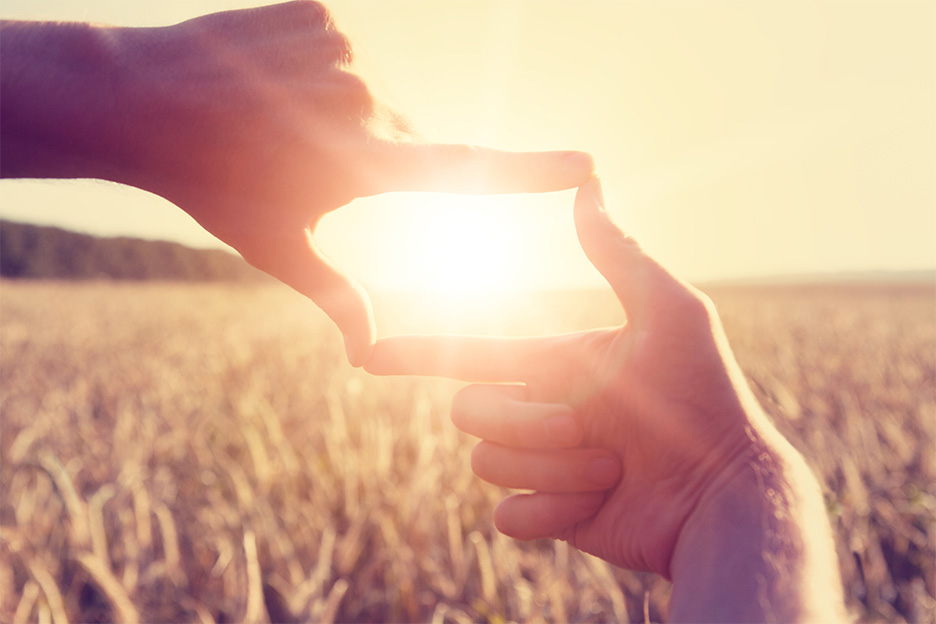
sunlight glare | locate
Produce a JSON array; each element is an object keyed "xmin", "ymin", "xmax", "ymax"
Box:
[{"xmin": 399, "ymin": 195, "xmax": 527, "ymax": 297}]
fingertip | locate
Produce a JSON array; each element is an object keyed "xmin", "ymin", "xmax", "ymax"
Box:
[
  {"xmin": 360, "ymin": 336, "xmax": 387, "ymax": 373},
  {"xmin": 565, "ymin": 151, "xmax": 596, "ymax": 183},
  {"xmin": 494, "ymin": 492, "xmax": 605, "ymax": 541},
  {"xmin": 493, "ymin": 496, "xmax": 536, "ymax": 541},
  {"xmin": 344, "ymin": 329, "xmax": 375, "ymax": 368},
  {"xmin": 361, "ymin": 336, "xmax": 422, "ymax": 376}
]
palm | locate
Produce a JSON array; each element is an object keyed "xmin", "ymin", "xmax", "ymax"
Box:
[{"xmin": 525, "ymin": 310, "xmax": 750, "ymax": 577}]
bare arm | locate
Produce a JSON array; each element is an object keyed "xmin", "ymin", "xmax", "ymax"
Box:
[
  {"xmin": 0, "ymin": 19, "xmax": 125, "ymax": 180},
  {"xmin": 669, "ymin": 427, "xmax": 845, "ymax": 622}
]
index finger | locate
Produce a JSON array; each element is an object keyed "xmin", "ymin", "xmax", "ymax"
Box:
[
  {"xmin": 369, "ymin": 144, "xmax": 595, "ymax": 195},
  {"xmin": 452, "ymin": 384, "xmax": 583, "ymax": 448},
  {"xmin": 363, "ymin": 334, "xmax": 556, "ymax": 382}
]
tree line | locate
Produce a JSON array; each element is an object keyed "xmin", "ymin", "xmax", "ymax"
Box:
[{"xmin": 0, "ymin": 220, "xmax": 267, "ymax": 282}]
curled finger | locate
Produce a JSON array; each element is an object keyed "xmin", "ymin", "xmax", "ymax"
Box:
[
  {"xmin": 452, "ymin": 384, "xmax": 582, "ymax": 448},
  {"xmin": 494, "ymin": 492, "xmax": 606, "ymax": 542},
  {"xmin": 471, "ymin": 441, "xmax": 621, "ymax": 492}
]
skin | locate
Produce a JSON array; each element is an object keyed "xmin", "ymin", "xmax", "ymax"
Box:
[
  {"xmin": 366, "ymin": 178, "xmax": 846, "ymax": 622},
  {"xmin": 0, "ymin": 1, "xmax": 594, "ymax": 365}
]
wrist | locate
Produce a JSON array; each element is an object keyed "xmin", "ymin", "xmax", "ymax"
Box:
[
  {"xmin": 669, "ymin": 425, "xmax": 844, "ymax": 622},
  {"xmin": 0, "ymin": 20, "xmax": 126, "ymax": 180}
]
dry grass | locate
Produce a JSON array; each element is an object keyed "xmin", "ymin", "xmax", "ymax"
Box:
[{"xmin": 0, "ymin": 280, "xmax": 933, "ymax": 623}]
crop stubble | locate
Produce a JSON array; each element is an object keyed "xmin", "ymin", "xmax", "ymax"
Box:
[{"xmin": 0, "ymin": 280, "xmax": 933, "ymax": 622}]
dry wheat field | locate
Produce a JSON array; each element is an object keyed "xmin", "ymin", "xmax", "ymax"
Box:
[{"xmin": 0, "ymin": 279, "xmax": 933, "ymax": 623}]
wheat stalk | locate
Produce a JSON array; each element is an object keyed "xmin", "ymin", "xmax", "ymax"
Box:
[
  {"xmin": 469, "ymin": 531, "xmax": 497, "ymax": 607},
  {"xmin": 23, "ymin": 554, "xmax": 68, "ymax": 624},
  {"xmin": 75, "ymin": 551, "xmax": 140, "ymax": 624},
  {"xmin": 117, "ymin": 506, "xmax": 140, "ymax": 593},
  {"xmin": 242, "ymin": 529, "xmax": 267, "ymax": 624},
  {"xmin": 37, "ymin": 452, "xmax": 89, "ymax": 551},
  {"xmin": 13, "ymin": 580, "xmax": 40, "ymax": 624},
  {"xmin": 153, "ymin": 502, "xmax": 185, "ymax": 585},
  {"xmin": 88, "ymin": 484, "xmax": 116, "ymax": 566}
]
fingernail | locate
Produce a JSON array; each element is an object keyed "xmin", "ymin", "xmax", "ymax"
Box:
[
  {"xmin": 587, "ymin": 456, "xmax": 621, "ymax": 487},
  {"xmin": 544, "ymin": 414, "xmax": 581, "ymax": 445}
]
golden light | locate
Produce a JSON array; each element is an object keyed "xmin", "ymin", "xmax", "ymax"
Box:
[
  {"xmin": 318, "ymin": 191, "xmax": 576, "ymax": 297},
  {"xmin": 316, "ymin": 191, "xmax": 589, "ymax": 335},
  {"xmin": 397, "ymin": 195, "xmax": 527, "ymax": 297}
]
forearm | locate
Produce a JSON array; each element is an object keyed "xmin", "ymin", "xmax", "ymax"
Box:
[
  {"xmin": 668, "ymin": 429, "xmax": 844, "ymax": 623},
  {"xmin": 0, "ymin": 19, "xmax": 126, "ymax": 180}
]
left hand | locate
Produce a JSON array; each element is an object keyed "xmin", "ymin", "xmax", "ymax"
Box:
[{"xmin": 109, "ymin": 2, "xmax": 593, "ymax": 364}]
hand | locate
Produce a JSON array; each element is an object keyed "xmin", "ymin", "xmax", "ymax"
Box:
[
  {"xmin": 0, "ymin": 1, "xmax": 593, "ymax": 365},
  {"xmin": 366, "ymin": 178, "xmax": 844, "ymax": 622},
  {"xmin": 366, "ymin": 177, "xmax": 756, "ymax": 573},
  {"xmin": 114, "ymin": 2, "xmax": 594, "ymax": 365}
]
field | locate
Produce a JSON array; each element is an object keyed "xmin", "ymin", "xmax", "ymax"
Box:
[{"xmin": 1, "ymin": 280, "xmax": 933, "ymax": 623}]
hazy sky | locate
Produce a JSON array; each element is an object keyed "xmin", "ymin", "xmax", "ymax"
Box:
[{"xmin": 1, "ymin": 0, "xmax": 933, "ymax": 291}]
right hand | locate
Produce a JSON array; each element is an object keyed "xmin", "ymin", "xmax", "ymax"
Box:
[{"xmin": 365, "ymin": 177, "xmax": 789, "ymax": 579}]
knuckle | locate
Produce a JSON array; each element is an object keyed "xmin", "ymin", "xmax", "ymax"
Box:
[
  {"xmin": 648, "ymin": 264, "xmax": 715, "ymax": 325},
  {"xmin": 674, "ymin": 290, "xmax": 710, "ymax": 322},
  {"xmin": 679, "ymin": 289, "xmax": 709, "ymax": 317},
  {"xmin": 285, "ymin": 1, "xmax": 353, "ymax": 65},
  {"xmin": 682, "ymin": 287, "xmax": 716, "ymax": 321},
  {"xmin": 318, "ymin": 71, "xmax": 374, "ymax": 122},
  {"xmin": 321, "ymin": 31, "xmax": 354, "ymax": 66},
  {"xmin": 663, "ymin": 286, "xmax": 716, "ymax": 333},
  {"xmin": 287, "ymin": 1, "xmax": 332, "ymax": 26},
  {"xmin": 341, "ymin": 72, "xmax": 374, "ymax": 104}
]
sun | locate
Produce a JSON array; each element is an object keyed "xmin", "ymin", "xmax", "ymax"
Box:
[
  {"xmin": 347, "ymin": 192, "xmax": 567, "ymax": 335},
  {"xmin": 316, "ymin": 192, "xmax": 549, "ymax": 297},
  {"xmin": 405, "ymin": 197, "xmax": 526, "ymax": 296},
  {"xmin": 314, "ymin": 189, "xmax": 589, "ymax": 314}
]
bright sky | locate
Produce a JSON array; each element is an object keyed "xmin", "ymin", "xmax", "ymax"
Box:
[{"xmin": 1, "ymin": 0, "xmax": 933, "ymax": 292}]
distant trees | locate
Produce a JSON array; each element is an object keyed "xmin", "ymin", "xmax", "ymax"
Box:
[{"xmin": 0, "ymin": 220, "xmax": 267, "ymax": 282}]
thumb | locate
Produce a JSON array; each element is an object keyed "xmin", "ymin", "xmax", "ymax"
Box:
[
  {"xmin": 573, "ymin": 177, "xmax": 655, "ymax": 322},
  {"xmin": 240, "ymin": 229, "xmax": 376, "ymax": 367}
]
